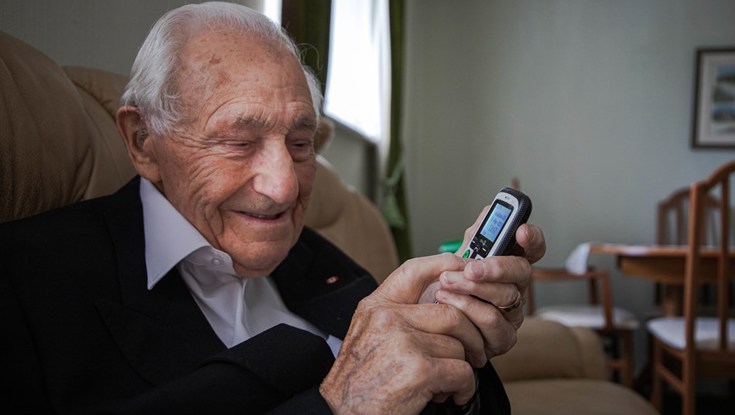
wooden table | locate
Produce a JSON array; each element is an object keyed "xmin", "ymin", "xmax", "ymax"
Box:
[{"xmin": 589, "ymin": 244, "xmax": 735, "ymax": 316}]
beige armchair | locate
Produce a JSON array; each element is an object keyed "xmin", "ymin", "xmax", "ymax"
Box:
[{"xmin": 493, "ymin": 317, "xmax": 657, "ymax": 415}]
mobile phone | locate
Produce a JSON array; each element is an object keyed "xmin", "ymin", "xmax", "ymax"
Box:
[{"xmin": 460, "ymin": 187, "xmax": 532, "ymax": 259}]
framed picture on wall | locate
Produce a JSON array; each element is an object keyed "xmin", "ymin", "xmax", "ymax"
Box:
[{"xmin": 692, "ymin": 48, "xmax": 735, "ymax": 148}]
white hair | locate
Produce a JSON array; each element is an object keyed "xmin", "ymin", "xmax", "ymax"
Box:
[{"xmin": 120, "ymin": 1, "xmax": 323, "ymax": 135}]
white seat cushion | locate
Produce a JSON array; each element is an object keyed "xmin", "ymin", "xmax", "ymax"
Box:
[
  {"xmin": 536, "ymin": 304, "xmax": 640, "ymax": 330},
  {"xmin": 646, "ymin": 317, "xmax": 735, "ymax": 350}
]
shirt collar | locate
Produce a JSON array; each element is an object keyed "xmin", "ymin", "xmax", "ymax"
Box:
[{"xmin": 140, "ymin": 178, "xmax": 210, "ymax": 289}]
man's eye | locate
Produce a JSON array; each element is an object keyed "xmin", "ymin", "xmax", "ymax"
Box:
[
  {"xmin": 291, "ymin": 141, "xmax": 310, "ymax": 149},
  {"xmin": 225, "ymin": 140, "xmax": 252, "ymax": 149},
  {"xmin": 289, "ymin": 141, "xmax": 314, "ymax": 159}
]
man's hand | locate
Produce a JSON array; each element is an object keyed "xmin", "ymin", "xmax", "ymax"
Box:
[
  {"xmin": 433, "ymin": 207, "xmax": 547, "ymax": 359},
  {"xmin": 320, "ymin": 254, "xmax": 487, "ymax": 415}
]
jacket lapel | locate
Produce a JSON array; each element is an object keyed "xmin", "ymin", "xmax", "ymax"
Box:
[
  {"xmin": 97, "ymin": 178, "xmax": 225, "ymax": 385},
  {"xmin": 272, "ymin": 228, "xmax": 378, "ymax": 339}
]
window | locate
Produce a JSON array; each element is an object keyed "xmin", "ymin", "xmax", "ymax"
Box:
[
  {"xmin": 324, "ymin": 0, "xmax": 390, "ymax": 143},
  {"xmin": 262, "ymin": 0, "xmax": 281, "ymax": 25},
  {"xmin": 261, "ymin": 0, "xmax": 390, "ymax": 143}
]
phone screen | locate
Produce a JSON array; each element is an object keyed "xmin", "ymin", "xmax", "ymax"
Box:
[
  {"xmin": 479, "ymin": 201, "xmax": 512, "ymax": 243},
  {"xmin": 466, "ymin": 199, "xmax": 516, "ymax": 258}
]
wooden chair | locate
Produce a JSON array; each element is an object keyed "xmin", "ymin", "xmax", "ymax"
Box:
[
  {"xmin": 656, "ymin": 185, "xmax": 723, "ymax": 314},
  {"xmin": 529, "ymin": 266, "xmax": 640, "ymax": 388},
  {"xmin": 647, "ymin": 160, "xmax": 735, "ymax": 415}
]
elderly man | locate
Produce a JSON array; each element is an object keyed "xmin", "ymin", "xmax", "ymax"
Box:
[{"xmin": 0, "ymin": 2, "xmax": 545, "ymax": 414}]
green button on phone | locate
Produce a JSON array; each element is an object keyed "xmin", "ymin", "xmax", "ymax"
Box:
[{"xmin": 462, "ymin": 249, "xmax": 471, "ymax": 258}]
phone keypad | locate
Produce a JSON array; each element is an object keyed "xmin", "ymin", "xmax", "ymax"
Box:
[{"xmin": 469, "ymin": 238, "xmax": 490, "ymax": 258}]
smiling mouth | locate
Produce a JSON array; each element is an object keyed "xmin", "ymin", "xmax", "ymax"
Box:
[{"xmin": 240, "ymin": 211, "xmax": 285, "ymax": 220}]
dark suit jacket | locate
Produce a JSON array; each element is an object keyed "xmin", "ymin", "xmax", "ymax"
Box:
[{"xmin": 0, "ymin": 178, "xmax": 509, "ymax": 414}]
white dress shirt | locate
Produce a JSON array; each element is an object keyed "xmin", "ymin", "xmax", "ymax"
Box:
[{"xmin": 139, "ymin": 178, "xmax": 342, "ymax": 355}]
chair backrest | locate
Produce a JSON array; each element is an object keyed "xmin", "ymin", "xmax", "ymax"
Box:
[
  {"xmin": 657, "ymin": 186, "xmax": 720, "ymax": 246},
  {"xmin": 684, "ymin": 160, "xmax": 735, "ymax": 352},
  {"xmin": 657, "ymin": 187, "xmax": 691, "ymax": 245},
  {"xmin": 656, "ymin": 184, "xmax": 724, "ymax": 307}
]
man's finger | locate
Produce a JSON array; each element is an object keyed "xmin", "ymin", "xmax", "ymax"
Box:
[
  {"xmin": 376, "ymin": 254, "xmax": 467, "ymax": 304},
  {"xmin": 512, "ymin": 223, "xmax": 546, "ymax": 263}
]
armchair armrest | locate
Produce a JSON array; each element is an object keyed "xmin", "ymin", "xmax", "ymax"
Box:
[{"xmin": 491, "ymin": 317, "xmax": 606, "ymax": 382}]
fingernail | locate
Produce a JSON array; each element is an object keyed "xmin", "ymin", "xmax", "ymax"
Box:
[
  {"xmin": 465, "ymin": 261, "xmax": 483, "ymax": 279},
  {"xmin": 442, "ymin": 273, "xmax": 459, "ymax": 285},
  {"xmin": 466, "ymin": 261, "xmax": 479, "ymax": 273}
]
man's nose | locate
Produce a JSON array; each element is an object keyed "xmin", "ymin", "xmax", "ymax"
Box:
[{"xmin": 251, "ymin": 142, "xmax": 299, "ymax": 204}]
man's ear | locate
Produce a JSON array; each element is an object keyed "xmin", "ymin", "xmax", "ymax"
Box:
[{"xmin": 116, "ymin": 106, "xmax": 161, "ymax": 182}]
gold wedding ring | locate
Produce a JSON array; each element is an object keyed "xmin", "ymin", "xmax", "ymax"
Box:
[{"xmin": 496, "ymin": 293, "xmax": 526, "ymax": 312}]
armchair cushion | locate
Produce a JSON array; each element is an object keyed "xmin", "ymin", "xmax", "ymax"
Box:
[
  {"xmin": 305, "ymin": 156, "xmax": 398, "ymax": 283},
  {"xmin": 0, "ymin": 32, "xmax": 135, "ymax": 222},
  {"xmin": 492, "ymin": 318, "xmax": 657, "ymax": 415},
  {"xmin": 492, "ymin": 317, "xmax": 607, "ymax": 382},
  {"xmin": 506, "ymin": 379, "xmax": 657, "ymax": 415}
]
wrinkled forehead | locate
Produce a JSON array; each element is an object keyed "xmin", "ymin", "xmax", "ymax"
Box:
[
  {"xmin": 175, "ymin": 29, "xmax": 315, "ymax": 121},
  {"xmin": 186, "ymin": 27, "xmax": 292, "ymax": 63}
]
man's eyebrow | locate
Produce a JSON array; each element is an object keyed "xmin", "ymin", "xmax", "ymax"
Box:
[
  {"xmin": 232, "ymin": 115, "xmax": 266, "ymax": 130},
  {"xmin": 231, "ymin": 114, "xmax": 318, "ymax": 131},
  {"xmin": 292, "ymin": 115, "xmax": 318, "ymax": 131}
]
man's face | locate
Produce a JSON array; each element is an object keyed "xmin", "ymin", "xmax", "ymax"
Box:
[{"xmin": 143, "ymin": 30, "xmax": 318, "ymax": 278}]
